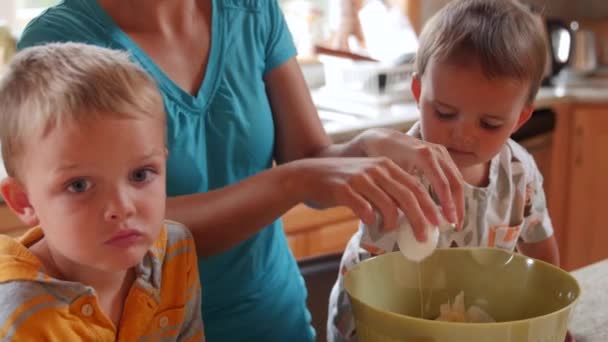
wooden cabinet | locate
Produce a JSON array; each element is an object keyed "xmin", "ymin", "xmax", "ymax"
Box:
[
  {"xmin": 556, "ymin": 104, "xmax": 608, "ymax": 270},
  {"xmin": 519, "ymin": 132, "xmax": 553, "ymax": 199},
  {"xmin": 283, "ymin": 205, "xmax": 358, "ymax": 260}
]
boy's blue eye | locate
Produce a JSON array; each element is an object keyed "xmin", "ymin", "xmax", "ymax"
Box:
[
  {"xmin": 67, "ymin": 179, "xmax": 91, "ymax": 193},
  {"xmin": 130, "ymin": 168, "xmax": 154, "ymax": 183}
]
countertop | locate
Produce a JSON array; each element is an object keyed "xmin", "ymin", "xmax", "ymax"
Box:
[
  {"xmin": 569, "ymin": 259, "xmax": 608, "ymax": 341},
  {"xmin": 535, "ymin": 85, "xmax": 608, "ymax": 107},
  {"xmin": 324, "ymin": 84, "xmax": 608, "ymax": 143}
]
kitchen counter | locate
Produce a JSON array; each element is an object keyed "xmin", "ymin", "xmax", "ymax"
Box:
[
  {"xmin": 323, "ymin": 84, "xmax": 608, "ymax": 143},
  {"xmin": 569, "ymin": 259, "xmax": 608, "ymax": 341},
  {"xmin": 535, "ymin": 85, "xmax": 608, "ymax": 107},
  {"xmin": 322, "ymin": 102, "xmax": 420, "ymax": 143}
]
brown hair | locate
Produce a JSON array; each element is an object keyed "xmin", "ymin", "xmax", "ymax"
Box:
[
  {"xmin": 414, "ymin": 0, "xmax": 547, "ymax": 103},
  {"xmin": 0, "ymin": 42, "xmax": 165, "ymax": 177}
]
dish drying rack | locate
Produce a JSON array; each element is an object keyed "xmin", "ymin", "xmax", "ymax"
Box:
[
  {"xmin": 313, "ymin": 55, "xmax": 415, "ymax": 117},
  {"xmin": 321, "ymin": 55, "xmax": 413, "ymax": 95}
]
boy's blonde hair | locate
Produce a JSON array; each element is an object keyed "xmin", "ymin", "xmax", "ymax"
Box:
[
  {"xmin": 414, "ymin": 0, "xmax": 547, "ymax": 103},
  {"xmin": 0, "ymin": 42, "xmax": 164, "ymax": 177}
]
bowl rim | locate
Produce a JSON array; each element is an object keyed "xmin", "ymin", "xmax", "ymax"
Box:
[{"xmin": 345, "ymin": 248, "xmax": 582, "ymax": 327}]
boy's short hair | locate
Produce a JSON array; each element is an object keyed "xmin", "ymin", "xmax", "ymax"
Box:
[
  {"xmin": 0, "ymin": 42, "xmax": 164, "ymax": 177},
  {"xmin": 414, "ymin": 0, "xmax": 547, "ymax": 103}
]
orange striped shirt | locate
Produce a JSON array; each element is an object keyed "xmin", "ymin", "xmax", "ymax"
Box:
[{"xmin": 0, "ymin": 220, "xmax": 204, "ymax": 341}]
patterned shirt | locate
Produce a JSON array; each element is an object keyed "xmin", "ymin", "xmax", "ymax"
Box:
[
  {"xmin": 327, "ymin": 122, "xmax": 554, "ymax": 341},
  {"xmin": 0, "ymin": 221, "xmax": 204, "ymax": 341}
]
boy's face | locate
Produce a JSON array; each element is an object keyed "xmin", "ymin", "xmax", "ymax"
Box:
[
  {"xmin": 411, "ymin": 57, "xmax": 534, "ymax": 170},
  {"xmin": 11, "ymin": 115, "xmax": 166, "ymax": 272}
]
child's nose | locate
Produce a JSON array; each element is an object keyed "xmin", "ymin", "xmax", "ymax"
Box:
[
  {"xmin": 451, "ymin": 122, "xmax": 477, "ymax": 147},
  {"xmin": 104, "ymin": 189, "xmax": 135, "ymax": 221}
]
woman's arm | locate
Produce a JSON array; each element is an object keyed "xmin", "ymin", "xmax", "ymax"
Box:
[
  {"xmin": 167, "ymin": 155, "xmax": 439, "ymax": 257},
  {"xmin": 166, "ymin": 166, "xmax": 298, "ymax": 257}
]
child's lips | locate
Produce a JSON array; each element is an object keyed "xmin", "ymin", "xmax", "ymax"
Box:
[{"xmin": 105, "ymin": 228, "xmax": 143, "ymax": 247}]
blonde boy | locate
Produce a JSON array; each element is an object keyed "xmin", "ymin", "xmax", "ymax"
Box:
[
  {"xmin": 0, "ymin": 43, "xmax": 204, "ymax": 341},
  {"xmin": 328, "ymin": 0, "xmax": 560, "ymax": 340}
]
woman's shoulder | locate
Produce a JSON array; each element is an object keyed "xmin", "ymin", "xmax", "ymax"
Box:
[{"xmin": 18, "ymin": 0, "xmax": 109, "ymax": 50}]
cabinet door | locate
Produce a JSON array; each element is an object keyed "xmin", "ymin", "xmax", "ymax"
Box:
[
  {"xmin": 307, "ymin": 220, "xmax": 358, "ymax": 257},
  {"xmin": 287, "ymin": 232, "xmax": 309, "ymax": 260},
  {"xmin": 564, "ymin": 106, "xmax": 608, "ymax": 270},
  {"xmin": 519, "ymin": 133, "xmax": 553, "ymax": 199}
]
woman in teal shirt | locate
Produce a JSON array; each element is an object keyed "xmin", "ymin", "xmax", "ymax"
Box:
[{"xmin": 18, "ymin": 0, "xmax": 464, "ymax": 340}]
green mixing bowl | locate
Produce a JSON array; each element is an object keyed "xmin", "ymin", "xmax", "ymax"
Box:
[{"xmin": 344, "ymin": 248, "xmax": 580, "ymax": 342}]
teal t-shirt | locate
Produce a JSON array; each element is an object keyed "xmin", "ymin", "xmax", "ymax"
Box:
[{"xmin": 18, "ymin": 1, "xmax": 314, "ymax": 341}]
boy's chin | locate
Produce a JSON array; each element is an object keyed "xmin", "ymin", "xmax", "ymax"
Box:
[
  {"xmin": 95, "ymin": 248, "xmax": 150, "ymax": 272},
  {"xmin": 448, "ymin": 152, "xmax": 480, "ymax": 169}
]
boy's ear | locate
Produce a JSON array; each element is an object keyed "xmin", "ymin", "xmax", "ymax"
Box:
[
  {"xmin": 410, "ymin": 72, "xmax": 422, "ymax": 105},
  {"xmin": 0, "ymin": 178, "xmax": 38, "ymax": 226},
  {"xmin": 512, "ymin": 104, "xmax": 534, "ymax": 133}
]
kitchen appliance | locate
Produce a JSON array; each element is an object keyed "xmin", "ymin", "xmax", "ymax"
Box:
[
  {"xmin": 544, "ymin": 19, "xmax": 599, "ymax": 85},
  {"xmin": 570, "ymin": 25, "xmax": 599, "ymax": 75}
]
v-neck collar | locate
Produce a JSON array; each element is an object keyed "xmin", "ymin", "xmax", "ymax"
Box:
[{"xmin": 86, "ymin": 0, "xmax": 225, "ymax": 112}]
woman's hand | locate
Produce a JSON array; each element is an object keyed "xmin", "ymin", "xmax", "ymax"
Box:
[
  {"xmin": 286, "ymin": 155, "xmax": 456, "ymax": 242},
  {"xmin": 265, "ymin": 57, "xmax": 463, "ymax": 242},
  {"xmin": 358, "ymin": 128, "xmax": 465, "ymax": 232}
]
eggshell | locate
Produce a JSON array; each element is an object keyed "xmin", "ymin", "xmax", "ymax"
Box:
[{"xmin": 396, "ymin": 218, "xmax": 440, "ymax": 262}]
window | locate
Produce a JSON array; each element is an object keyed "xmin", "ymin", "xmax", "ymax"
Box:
[{"xmin": 0, "ymin": 0, "xmax": 60, "ymax": 34}]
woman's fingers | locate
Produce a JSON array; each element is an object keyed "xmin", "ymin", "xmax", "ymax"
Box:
[
  {"xmin": 379, "ymin": 178, "xmax": 430, "ymax": 241},
  {"xmin": 348, "ymin": 171, "xmax": 400, "ymax": 231},
  {"xmin": 333, "ymin": 183, "xmax": 375, "ymax": 226},
  {"xmin": 436, "ymin": 147, "xmax": 465, "ymax": 229},
  {"xmin": 413, "ymin": 144, "xmax": 459, "ymax": 226},
  {"xmin": 352, "ymin": 129, "xmax": 465, "ymax": 231},
  {"xmin": 382, "ymin": 161, "xmax": 441, "ymax": 239},
  {"xmin": 345, "ymin": 158, "xmax": 437, "ymax": 240}
]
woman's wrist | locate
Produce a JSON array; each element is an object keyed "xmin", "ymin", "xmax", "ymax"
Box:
[
  {"xmin": 276, "ymin": 160, "xmax": 310, "ymax": 205},
  {"xmin": 355, "ymin": 128, "xmax": 401, "ymax": 158},
  {"xmin": 315, "ymin": 129, "xmax": 383, "ymax": 158}
]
